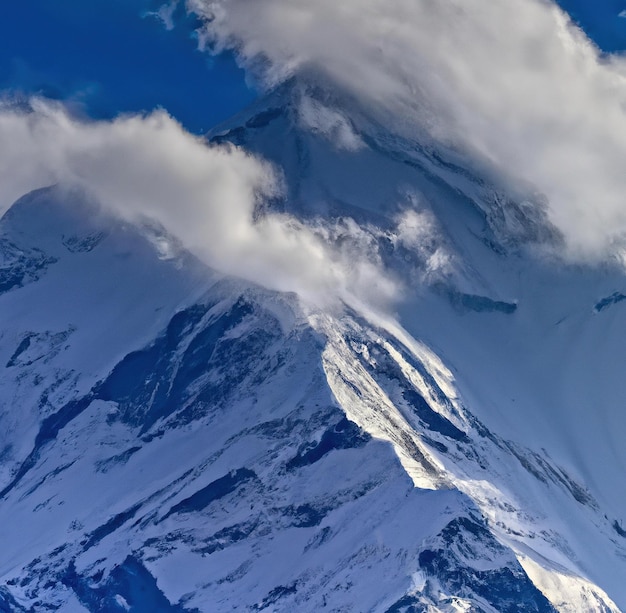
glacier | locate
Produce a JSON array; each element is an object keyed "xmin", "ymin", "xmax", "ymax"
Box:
[{"xmin": 0, "ymin": 80, "xmax": 625, "ymax": 613}]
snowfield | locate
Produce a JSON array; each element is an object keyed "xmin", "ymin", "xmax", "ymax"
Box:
[{"xmin": 0, "ymin": 83, "xmax": 625, "ymax": 612}]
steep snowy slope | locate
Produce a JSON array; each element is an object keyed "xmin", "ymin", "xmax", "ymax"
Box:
[
  {"xmin": 207, "ymin": 83, "xmax": 626, "ymax": 608},
  {"xmin": 0, "ymin": 187, "xmax": 211, "ymax": 488},
  {"xmin": 1, "ymin": 82, "xmax": 626, "ymax": 612},
  {"xmin": 0, "ymin": 188, "xmax": 565, "ymax": 612}
]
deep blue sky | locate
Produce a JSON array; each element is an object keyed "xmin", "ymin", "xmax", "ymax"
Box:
[
  {"xmin": 556, "ymin": 0, "xmax": 626, "ymax": 52},
  {"xmin": 0, "ymin": 0, "xmax": 254, "ymax": 133},
  {"xmin": 1, "ymin": 1, "xmax": 625, "ymax": 134}
]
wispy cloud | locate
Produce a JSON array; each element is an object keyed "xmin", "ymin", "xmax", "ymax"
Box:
[
  {"xmin": 143, "ymin": 1, "xmax": 179, "ymax": 31},
  {"xmin": 0, "ymin": 100, "xmax": 398, "ymax": 310},
  {"xmin": 191, "ymin": 0, "xmax": 626, "ymax": 264}
]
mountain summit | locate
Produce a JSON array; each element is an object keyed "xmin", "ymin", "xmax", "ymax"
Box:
[{"xmin": 0, "ymin": 81, "xmax": 625, "ymax": 612}]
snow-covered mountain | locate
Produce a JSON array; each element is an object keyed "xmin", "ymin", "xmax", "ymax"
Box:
[{"xmin": 1, "ymin": 82, "xmax": 626, "ymax": 612}]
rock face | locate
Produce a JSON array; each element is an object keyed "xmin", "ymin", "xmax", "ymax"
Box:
[{"xmin": 0, "ymin": 88, "xmax": 625, "ymax": 612}]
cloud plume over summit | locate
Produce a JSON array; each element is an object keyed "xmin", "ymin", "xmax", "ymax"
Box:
[
  {"xmin": 192, "ymin": 0, "xmax": 626, "ymax": 263},
  {"xmin": 0, "ymin": 100, "xmax": 397, "ymax": 310},
  {"xmin": 4, "ymin": 0, "xmax": 626, "ymax": 318}
]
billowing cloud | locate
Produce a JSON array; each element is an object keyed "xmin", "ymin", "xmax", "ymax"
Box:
[
  {"xmin": 190, "ymin": 0, "xmax": 626, "ymax": 263},
  {"xmin": 0, "ymin": 99, "xmax": 397, "ymax": 309}
]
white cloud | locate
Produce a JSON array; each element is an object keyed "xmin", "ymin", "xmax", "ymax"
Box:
[
  {"xmin": 0, "ymin": 100, "xmax": 397, "ymax": 310},
  {"xmin": 144, "ymin": 1, "xmax": 179, "ymax": 31},
  {"xmin": 296, "ymin": 95, "xmax": 364, "ymax": 151},
  {"xmin": 190, "ymin": 0, "xmax": 626, "ymax": 263},
  {"xmin": 393, "ymin": 208, "xmax": 455, "ymax": 282}
]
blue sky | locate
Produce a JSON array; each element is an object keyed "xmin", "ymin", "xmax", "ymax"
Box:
[
  {"xmin": 1, "ymin": 1, "xmax": 624, "ymax": 134},
  {"xmin": 0, "ymin": 0, "xmax": 254, "ymax": 133},
  {"xmin": 555, "ymin": 0, "xmax": 626, "ymax": 52}
]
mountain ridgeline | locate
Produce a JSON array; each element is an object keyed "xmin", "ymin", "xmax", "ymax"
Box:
[{"xmin": 0, "ymin": 84, "xmax": 625, "ymax": 611}]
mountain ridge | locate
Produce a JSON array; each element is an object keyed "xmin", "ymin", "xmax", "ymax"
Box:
[{"xmin": 0, "ymin": 83, "xmax": 625, "ymax": 611}]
